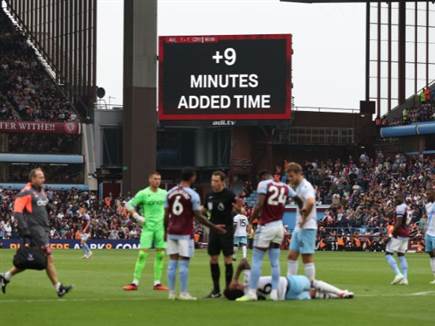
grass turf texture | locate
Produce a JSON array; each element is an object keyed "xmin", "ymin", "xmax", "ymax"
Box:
[{"xmin": 0, "ymin": 250, "xmax": 434, "ymax": 326}]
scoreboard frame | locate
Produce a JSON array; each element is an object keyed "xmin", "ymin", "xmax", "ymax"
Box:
[{"xmin": 158, "ymin": 34, "xmax": 293, "ymax": 122}]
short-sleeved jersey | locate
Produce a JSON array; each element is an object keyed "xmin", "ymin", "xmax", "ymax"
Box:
[
  {"xmin": 257, "ymin": 179, "xmax": 296, "ymax": 225},
  {"xmin": 128, "ymin": 187, "xmax": 167, "ymax": 230},
  {"xmin": 243, "ymin": 271, "xmax": 287, "ymax": 300},
  {"xmin": 166, "ymin": 186, "xmax": 201, "ymax": 236},
  {"xmin": 13, "ymin": 183, "xmax": 49, "ymax": 229},
  {"xmin": 294, "ymin": 178, "xmax": 317, "ymax": 230},
  {"xmin": 205, "ymin": 189, "xmax": 236, "ymax": 233},
  {"xmin": 233, "ymin": 214, "xmax": 249, "ymax": 237},
  {"xmin": 80, "ymin": 213, "xmax": 91, "ymax": 233},
  {"xmin": 426, "ymin": 202, "xmax": 435, "ymax": 236},
  {"xmin": 395, "ymin": 202, "xmax": 410, "ymax": 237}
]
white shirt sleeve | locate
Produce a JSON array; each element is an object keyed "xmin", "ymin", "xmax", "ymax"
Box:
[
  {"xmin": 257, "ymin": 180, "xmax": 269, "ymax": 195},
  {"xmin": 396, "ymin": 204, "xmax": 406, "ymax": 218},
  {"xmin": 191, "ymin": 191, "xmax": 201, "ymax": 211},
  {"xmin": 300, "ymin": 183, "xmax": 316, "ymax": 202}
]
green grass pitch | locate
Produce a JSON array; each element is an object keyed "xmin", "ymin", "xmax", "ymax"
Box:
[{"xmin": 0, "ymin": 249, "xmax": 434, "ymax": 326}]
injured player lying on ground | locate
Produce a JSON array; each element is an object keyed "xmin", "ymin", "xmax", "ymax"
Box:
[{"xmin": 224, "ymin": 259, "xmax": 354, "ymax": 301}]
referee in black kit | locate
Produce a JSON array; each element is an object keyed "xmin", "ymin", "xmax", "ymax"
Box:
[{"xmin": 204, "ymin": 171, "xmax": 240, "ymax": 298}]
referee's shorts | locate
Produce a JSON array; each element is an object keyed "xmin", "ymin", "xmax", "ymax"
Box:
[{"xmin": 208, "ymin": 232, "xmax": 234, "ymax": 257}]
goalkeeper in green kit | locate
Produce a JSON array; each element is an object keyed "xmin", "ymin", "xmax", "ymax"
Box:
[{"xmin": 123, "ymin": 172, "xmax": 168, "ymax": 291}]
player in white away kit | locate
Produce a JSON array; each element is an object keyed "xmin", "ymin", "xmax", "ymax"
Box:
[
  {"xmin": 424, "ymin": 190, "xmax": 435, "ymax": 284},
  {"xmin": 286, "ymin": 163, "xmax": 318, "ymax": 281},
  {"xmin": 237, "ymin": 171, "xmax": 302, "ymax": 302},
  {"xmin": 224, "ymin": 259, "xmax": 353, "ymax": 301},
  {"xmin": 385, "ymin": 194, "xmax": 410, "ymax": 285},
  {"xmin": 233, "ymin": 209, "xmax": 249, "ymax": 260}
]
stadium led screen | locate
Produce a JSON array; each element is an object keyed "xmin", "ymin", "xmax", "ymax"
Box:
[{"xmin": 158, "ymin": 34, "xmax": 292, "ymax": 121}]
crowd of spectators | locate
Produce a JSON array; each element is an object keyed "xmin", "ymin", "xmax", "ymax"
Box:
[
  {"xmin": 5, "ymin": 164, "xmax": 83, "ymax": 184},
  {"xmin": 285, "ymin": 152, "xmax": 431, "ymax": 251},
  {"xmin": 0, "ymin": 189, "xmax": 139, "ymax": 241},
  {"xmin": 2, "ymin": 134, "xmax": 81, "ymax": 154},
  {"xmin": 384, "ymin": 103, "xmax": 435, "ymax": 127},
  {"xmin": 0, "ymin": 8, "xmax": 78, "ymax": 122},
  {"xmin": 0, "ymin": 152, "xmax": 433, "ymax": 252},
  {"xmin": 379, "ymin": 86, "xmax": 435, "ymax": 126}
]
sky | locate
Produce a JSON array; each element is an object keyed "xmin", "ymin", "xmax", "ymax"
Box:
[{"xmin": 97, "ymin": 0, "xmax": 369, "ymax": 110}]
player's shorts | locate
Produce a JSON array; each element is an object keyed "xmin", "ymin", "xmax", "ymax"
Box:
[
  {"xmin": 139, "ymin": 227, "xmax": 166, "ymax": 250},
  {"xmin": 424, "ymin": 234, "xmax": 435, "ymax": 253},
  {"xmin": 81, "ymin": 233, "xmax": 90, "ymax": 242},
  {"xmin": 167, "ymin": 234, "xmax": 194, "ymax": 258},
  {"xmin": 385, "ymin": 236, "xmax": 409, "ymax": 254},
  {"xmin": 208, "ymin": 232, "xmax": 234, "ymax": 256},
  {"xmin": 286, "ymin": 275, "xmax": 311, "ymax": 301},
  {"xmin": 234, "ymin": 236, "xmax": 248, "ymax": 246},
  {"xmin": 29, "ymin": 225, "xmax": 52, "ymax": 255},
  {"xmin": 254, "ymin": 221, "xmax": 285, "ymax": 249},
  {"xmin": 289, "ymin": 229, "xmax": 317, "ymax": 254}
]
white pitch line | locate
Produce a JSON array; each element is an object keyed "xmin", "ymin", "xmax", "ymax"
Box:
[{"xmin": 407, "ymin": 291, "xmax": 435, "ymax": 296}]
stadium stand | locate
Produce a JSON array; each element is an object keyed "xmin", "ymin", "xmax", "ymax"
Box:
[
  {"xmin": 1, "ymin": 134, "xmax": 81, "ymax": 154},
  {"xmin": 383, "ymin": 83, "xmax": 435, "ymax": 126},
  {"xmin": 0, "ymin": 8, "xmax": 79, "ymax": 122},
  {"xmin": 0, "ymin": 7, "xmax": 85, "ymax": 188},
  {"xmin": 0, "ymin": 152, "xmax": 432, "ymax": 251}
]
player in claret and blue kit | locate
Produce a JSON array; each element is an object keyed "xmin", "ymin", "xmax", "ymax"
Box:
[
  {"xmin": 385, "ymin": 193, "xmax": 410, "ymax": 285},
  {"xmin": 165, "ymin": 168, "xmax": 226, "ymax": 300},
  {"xmin": 236, "ymin": 171, "xmax": 302, "ymax": 302}
]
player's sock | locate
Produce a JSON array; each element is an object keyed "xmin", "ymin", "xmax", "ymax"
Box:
[
  {"xmin": 304, "ymin": 263, "xmax": 315, "ymax": 281},
  {"xmin": 233, "ymin": 246, "xmax": 238, "ymax": 259},
  {"xmin": 179, "ymin": 260, "xmax": 190, "ymax": 294},
  {"xmin": 3, "ymin": 271, "xmax": 12, "ymax": 281},
  {"xmin": 242, "ymin": 245, "xmax": 247, "ymax": 259},
  {"xmin": 248, "ymin": 248, "xmax": 265, "ymax": 291},
  {"xmin": 430, "ymin": 257, "xmax": 435, "ymax": 278},
  {"xmin": 312, "ymin": 280, "xmax": 341, "ymax": 296},
  {"xmin": 81, "ymin": 244, "xmax": 87, "ymax": 255},
  {"xmin": 54, "ymin": 282, "xmax": 61, "ymax": 291},
  {"xmin": 86, "ymin": 243, "xmax": 92, "ymax": 255},
  {"xmin": 210, "ymin": 263, "xmax": 220, "ymax": 293},
  {"xmin": 167, "ymin": 259, "xmax": 178, "ymax": 292},
  {"xmin": 287, "ymin": 260, "xmax": 298, "ymax": 276},
  {"xmin": 133, "ymin": 250, "xmax": 149, "ymax": 285},
  {"xmin": 386, "ymin": 254, "xmax": 401, "ymax": 275},
  {"xmin": 268, "ymin": 248, "xmax": 281, "ymax": 290},
  {"xmin": 83, "ymin": 243, "xmax": 91, "ymax": 255},
  {"xmin": 225, "ymin": 263, "xmax": 233, "ymax": 288},
  {"xmin": 154, "ymin": 251, "xmax": 165, "ymax": 285},
  {"xmin": 398, "ymin": 256, "xmax": 408, "ymax": 279}
]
